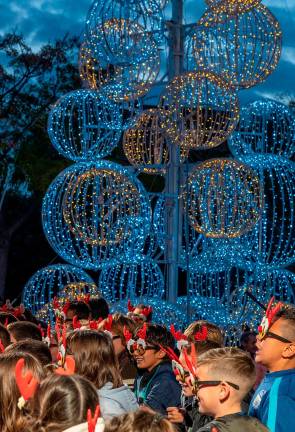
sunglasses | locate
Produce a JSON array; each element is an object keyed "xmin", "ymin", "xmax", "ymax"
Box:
[
  {"xmin": 259, "ymin": 331, "xmax": 292, "ymax": 344},
  {"xmin": 195, "ymin": 380, "xmax": 240, "ymax": 392},
  {"xmin": 129, "ymin": 344, "xmax": 158, "ymax": 355}
]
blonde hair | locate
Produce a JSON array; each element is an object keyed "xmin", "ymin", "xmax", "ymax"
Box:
[
  {"xmin": 184, "ymin": 320, "xmax": 224, "ymax": 346},
  {"xmin": 104, "ymin": 411, "xmax": 176, "ymax": 432},
  {"xmin": 198, "ymin": 347, "xmax": 256, "ymax": 396}
]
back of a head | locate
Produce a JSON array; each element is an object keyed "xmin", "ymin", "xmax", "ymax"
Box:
[
  {"xmin": 198, "ymin": 347, "xmax": 256, "ymax": 398},
  {"xmin": 143, "ymin": 324, "xmax": 175, "ymax": 351},
  {"xmin": 7, "ymin": 321, "xmax": 42, "ymax": 342},
  {"xmin": 112, "ymin": 313, "xmax": 136, "ymax": 343},
  {"xmin": 89, "ymin": 298, "xmax": 109, "ymax": 320},
  {"xmin": 5, "ymin": 339, "xmax": 52, "ymax": 367},
  {"xmin": 29, "ymin": 374, "xmax": 99, "ymax": 432},
  {"xmin": 0, "ymin": 324, "xmax": 11, "ymax": 348},
  {"xmin": 188, "ymin": 340, "xmax": 222, "ymax": 356},
  {"xmin": 274, "ymin": 304, "xmax": 295, "ymax": 341},
  {"xmin": 67, "ymin": 301, "xmax": 91, "ymax": 321},
  {"xmin": 184, "ymin": 320, "xmax": 224, "ymax": 346},
  {"xmin": 67, "ymin": 330, "xmax": 122, "ymax": 389},
  {"xmin": 104, "ymin": 411, "xmax": 176, "ymax": 432},
  {"xmin": 0, "ymin": 351, "xmax": 44, "ymax": 431}
]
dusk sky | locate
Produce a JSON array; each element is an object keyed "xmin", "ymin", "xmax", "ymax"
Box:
[{"xmin": 1, "ymin": 0, "xmax": 295, "ymax": 105}]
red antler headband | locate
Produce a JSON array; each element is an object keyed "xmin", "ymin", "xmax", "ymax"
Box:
[
  {"xmin": 194, "ymin": 325, "xmax": 208, "ymax": 342},
  {"xmin": 258, "ymin": 297, "xmax": 284, "ymax": 340},
  {"xmin": 0, "ymin": 338, "xmax": 5, "ymax": 353},
  {"xmin": 127, "ymin": 300, "xmax": 135, "ymax": 313},
  {"xmin": 15, "ymin": 358, "xmax": 39, "ymax": 409},
  {"xmin": 170, "ymin": 324, "xmax": 189, "ymax": 350},
  {"xmin": 56, "ymin": 323, "xmax": 67, "ymax": 366},
  {"xmin": 87, "ymin": 405, "xmax": 102, "ymax": 432},
  {"xmin": 182, "ymin": 344, "xmax": 198, "ymax": 392},
  {"xmin": 159, "ymin": 345, "xmax": 188, "ymax": 382},
  {"xmin": 55, "ymin": 356, "xmax": 76, "ymax": 376}
]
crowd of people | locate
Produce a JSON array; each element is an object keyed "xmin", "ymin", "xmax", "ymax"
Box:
[{"xmin": 0, "ymin": 295, "xmax": 294, "ymax": 432}]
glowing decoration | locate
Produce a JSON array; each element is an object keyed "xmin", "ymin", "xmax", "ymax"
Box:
[
  {"xmin": 110, "ymin": 297, "xmax": 187, "ymax": 328},
  {"xmin": 99, "ymin": 257, "xmax": 165, "ymax": 302},
  {"xmin": 48, "ymin": 89, "xmax": 122, "ymax": 161},
  {"xmin": 184, "ymin": 158, "xmax": 261, "ymax": 238},
  {"xmin": 228, "ymin": 100, "xmax": 295, "ymax": 159},
  {"xmin": 22, "ymin": 264, "xmax": 94, "ymax": 315},
  {"xmin": 42, "ymin": 161, "xmax": 151, "ymax": 270},
  {"xmin": 194, "ymin": 4, "xmax": 282, "ymax": 89},
  {"xmin": 240, "ymin": 155, "xmax": 295, "ymax": 267},
  {"xmin": 60, "ymin": 281, "xmax": 100, "ymax": 301},
  {"xmin": 123, "ymin": 109, "xmax": 188, "ymax": 174},
  {"xmin": 205, "ymin": 0, "xmax": 261, "ymax": 14},
  {"xmin": 161, "ymin": 71, "xmax": 239, "ymax": 149}
]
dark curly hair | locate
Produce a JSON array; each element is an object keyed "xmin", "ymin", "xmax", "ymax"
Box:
[{"xmin": 136, "ymin": 324, "xmax": 175, "ymax": 351}]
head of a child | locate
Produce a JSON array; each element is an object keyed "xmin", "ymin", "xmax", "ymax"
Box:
[
  {"xmin": 7, "ymin": 321, "xmax": 42, "ymax": 343},
  {"xmin": 104, "ymin": 410, "xmax": 176, "ymax": 432},
  {"xmin": 240, "ymin": 331, "xmax": 257, "ymax": 358},
  {"xmin": 256, "ymin": 305, "xmax": 295, "ymax": 372},
  {"xmin": 89, "ymin": 297, "xmax": 109, "ymax": 320},
  {"xmin": 128, "ymin": 304, "xmax": 153, "ymax": 324},
  {"xmin": 28, "ymin": 374, "xmax": 100, "ymax": 432},
  {"xmin": 196, "ymin": 347, "xmax": 256, "ymax": 418},
  {"xmin": 132, "ymin": 324, "xmax": 175, "ymax": 371},
  {"xmin": 0, "ymin": 351, "xmax": 44, "ymax": 432},
  {"xmin": 178, "ymin": 340, "xmax": 222, "ymax": 397},
  {"xmin": 65, "ymin": 301, "xmax": 91, "ymax": 327},
  {"xmin": 67, "ymin": 330, "xmax": 123, "ymax": 389},
  {"xmin": 5, "ymin": 339, "xmax": 52, "ymax": 367},
  {"xmin": 184, "ymin": 320, "xmax": 224, "ymax": 346},
  {"xmin": 111, "ymin": 313, "xmax": 136, "ymax": 356},
  {"xmin": 0, "ymin": 324, "xmax": 11, "ymax": 349}
]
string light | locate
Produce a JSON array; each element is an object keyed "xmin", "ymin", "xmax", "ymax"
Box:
[
  {"xmin": 48, "ymin": 89, "xmax": 122, "ymax": 161},
  {"xmin": 183, "ymin": 158, "xmax": 261, "ymax": 238},
  {"xmin": 194, "ymin": 3, "xmax": 282, "ymax": 89},
  {"xmin": 228, "ymin": 100, "xmax": 295, "ymax": 159},
  {"xmin": 161, "ymin": 70, "xmax": 239, "ymax": 149},
  {"xmin": 205, "ymin": 0, "xmax": 261, "ymax": 14},
  {"xmin": 22, "ymin": 264, "xmax": 94, "ymax": 315},
  {"xmin": 42, "ymin": 161, "xmax": 151, "ymax": 269},
  {"xmin": 98, "ymin": 257, "xmax": 165, "ymax": 302}
]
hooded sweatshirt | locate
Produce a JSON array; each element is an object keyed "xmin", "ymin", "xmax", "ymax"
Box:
[
  {"xmin": 196, "ymin": 413, "xmax": 269, "ymax": 432},
  {"xmin": 97, "ymin": 382, "xmax": 139, "ymax": 419}
]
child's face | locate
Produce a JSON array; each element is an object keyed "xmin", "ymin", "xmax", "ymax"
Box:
[
  {"xmin": 256, "ymin": 318, "xmax": 293, "ymax": 370},
  {"xmin": 178, "ymin": 351, "xmax": 194, "ymax": 397},
  {"xmin": 196, "ymin": 365, "xmax": 224, "ymax": 416},
  {"xmin": 133, "ymin": 345, "xmax": 162, "ymax": 371}
]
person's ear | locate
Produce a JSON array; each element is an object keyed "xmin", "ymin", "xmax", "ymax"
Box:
[
  {"xmin": 219, "ymin": 382, "xmax": 231, "ymax": 402},
  {"xmin": 156, "ymin": 348, "xmax": 167, "ymax": 360},
  {"xmin": 282, "ymin": 343, "xmax": 295, "ymax": 359}
]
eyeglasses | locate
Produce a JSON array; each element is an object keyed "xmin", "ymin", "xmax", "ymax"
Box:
[
  {"xmin": 259, "ymin": 331, "xmax": 292, "ymax": 344},
  {"xmin": 195, "ymin": 380, "xmax": 240, "ymax": 391},
  {"xmin": 130, "ymin": 344, "xmax": 158, "ymax": 356}
]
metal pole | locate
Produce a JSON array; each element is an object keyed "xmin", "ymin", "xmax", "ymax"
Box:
[{"xmin": 165, "ymin": 0, "xmax": 184, "ymax": 303}]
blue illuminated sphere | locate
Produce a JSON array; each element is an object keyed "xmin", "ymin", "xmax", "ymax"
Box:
[
  {"xmin": 98, "ymin": 256, "xmax": 165, "ymax": 302},
  {"xmin": 48, "ymin": 89, "xmax": 122, "ymax": 161},
  {"xmin": 42, "ymin": 161, "xmax": 151, "ymax": 270},
  {"xmin": 229, "ymin": 100, "xmax": 295, "ymax": 159},
  {"xmin": 22, "ymin": 264, "xmax": 94, "ymax": 315}
]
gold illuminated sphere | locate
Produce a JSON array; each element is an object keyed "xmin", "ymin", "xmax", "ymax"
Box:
[
  {"xmin": 161, "ymin": 70, "xmax": 239, "ymax": 150},
  {"xmin": 184, "ymin": 158, "xmax": 261, "ymax": 238},
  {"xmin": 205, "ymin": 0, "xmax": 261, "ymax": 14}
]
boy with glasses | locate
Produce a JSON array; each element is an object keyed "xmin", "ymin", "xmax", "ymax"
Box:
[
  {"xmin": 249, "ymin": 303, "xmax": 295, "ymax": 431},
  {"xmin": 195, "ymin": 347, "xmax": 268, "ymax": 431},
  {"xmin": 128, "ymin": 323, "xmax": 181, "ymax": 415}
]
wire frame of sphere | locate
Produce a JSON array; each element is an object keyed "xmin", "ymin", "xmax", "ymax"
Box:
[
  {"xmin": 240, "ymin": 155, "xmax": 295, "ymax": 267},
  {"xmin": 205, "ymin": 0, "xmax": 262, "ymax": 14},
  {"xmin": 184, "ymin": 158, "xmax": 261, "ymax": 238},
  {"xmin": 161, "ymin": 71, "xmax": 239, "ymax": 150},
  {"xmin": 42, "ymin": 162, "xmax": 151, "ymax": 270},
  {"xmin": 79, "ymin": 39, "xmax": 160, "ymax": 102},
  {"xmin": 48, "ymin": 90, "xmax": 122, "ymax": 161},
  {"xmin": 22, "ymin": 264, "xmax": 94, "ymax": 315},
  {"xmin": 228, "ymin": 100, "xmax": 295, "ymax": 159},
  {"xmin": 98, "ymin": 257, "xmax": 165, "ymax": 303},
  {"xmin": 194, "ymin": 4, "xmax": 282, "ymax": 89}
]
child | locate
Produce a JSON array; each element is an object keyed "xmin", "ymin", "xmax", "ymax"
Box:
[
  {"xmin": 7, "ymin": 321, "xmax": 42, "ymax": 342},
  {"xmin": 184, "ymin": 320, "xmax": 224, "ymax": 346},
  {"xmin": 249, "ymin": 303, "xmax": 295, "ymax": 431},
  {"xmin": 110, "ymin": 313, "xmax": 137, "ymax": 381},
  {"xmin": 67, "ymin": 329, "xmax": 138, "ymax": 419},
  {"xmin": 131, "ymin": 324, "xmax": 181, "ymax": 415},
  {"xmin": 104, "ymin": 411, "xmax": 176, "ymax": 432},
  {"xmin": 26, "ymin": 374, "xmax": 104, "ymax": 432},
  {"xmin": 195, "ymin": 347, "xmax": 268, "ymax": 431},
  {"xmin": 5, "ymin": 339, "xmax": 52, "ymax": 367},
  {"xmin": 0, "ymin": 351, "xmax": 45, "ymax": 432}
]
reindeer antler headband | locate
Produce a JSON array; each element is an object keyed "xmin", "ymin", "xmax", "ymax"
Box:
[{"xmin": 258, "ymin": 297, "xmax": 284, "ymax": 340}]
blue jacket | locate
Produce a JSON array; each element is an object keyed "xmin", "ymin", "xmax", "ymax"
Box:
[
  {"xmin": 134, "ymin": 361, "xmax": 182, "ymax": 415},
  {"xmin": 98, "ymin": 382, "xmax": 139, "ymax": 419},
  {"xmin": 249, "ymin": 368, "xmax": 295, "ymax": 432}
]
